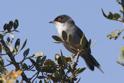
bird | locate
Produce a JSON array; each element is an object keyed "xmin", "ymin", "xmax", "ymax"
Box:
[{"xmin": 49, "ymin": 15, "xmax": 103, "ymax": 72}]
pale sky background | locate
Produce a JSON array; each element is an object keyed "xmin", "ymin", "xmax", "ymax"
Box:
[{"xmin": 0, "ymin": 0, "xmax": 124, "ymax": 83}]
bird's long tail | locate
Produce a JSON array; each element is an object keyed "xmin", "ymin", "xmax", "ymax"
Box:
[{"xmin": 81, "ymin": 53, "xmax": 104, "ymax": 73}]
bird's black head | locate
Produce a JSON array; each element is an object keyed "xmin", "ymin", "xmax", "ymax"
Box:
[{"xmin": 54, "ymin": 15, "xmax": 72, "ymax": 23}]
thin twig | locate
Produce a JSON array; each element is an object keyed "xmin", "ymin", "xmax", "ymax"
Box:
[
  {"xmin": 4, "ymin": 63, "xmax": 12, "ymax": 67},
  {"xmin": 30, "ymin": 72, "xmax": 38, "ymax": 80},
  {"xmin": 0, "ymin": 54, "xmax": 7, "ymax": 56},
  {"xmin": 73, "ymin": 51, "xmax": 81, "ymax": 71},
  {"xmin": 32, "ymin": 72, "xmax": 39, "ymax": 83}
]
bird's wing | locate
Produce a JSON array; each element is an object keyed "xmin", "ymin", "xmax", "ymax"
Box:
[
  {"xmin": 75, "ymin": 26, "xmax": 84, "ymax": 38},
  {"xmin": 75, "ymin": 26, "xmax": 89, "ymax": 49}
]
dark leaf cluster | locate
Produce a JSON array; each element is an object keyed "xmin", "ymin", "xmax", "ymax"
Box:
[
  {"xmin": 0, "ymin": 20, "xmax": 85, "ymax": 83},
  {"xmin": 102, "ymin": 0, "xmax": 124, "ymax": 40}
]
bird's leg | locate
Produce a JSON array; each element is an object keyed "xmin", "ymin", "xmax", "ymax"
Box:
[
  {"xmin": 76, "ymin": 50, "xmax": 80, "ymax": 62},
  {"xmin": 72, "ymin": 54, "xmax": 76, "ymax": 58},
  {"xmin": 72, "ymin": 51, "xmax": 81, "ymax": 71}
]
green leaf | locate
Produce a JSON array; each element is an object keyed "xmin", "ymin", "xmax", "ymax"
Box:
[
  {"xmin": 101, "ymin": 9, "xmax": 109, "ymax": 18},
  {"xmin": 121, "ymin": 46, "xmax": 124, "ymax": 56},
  {"xmin": 0, "ymin": 80, "xmax": 3, "ymax": 83},
  {"xmin": 44, "ymin": 79, "xmax": 48, "ymax": 83},
  {"xmin": 117, "ymin": 46, "xmax": 124, "ymax": 66},
  {"xmin": 113, "ymin": 13, "xmax": 121, "ymax": 20},
  {"xmin": 3, "ymin": 23, "xmax": 7, "ymax": 31},
  {"xmin": 39, "ymin": 80, "xmax": 42, "ymax": 83},
  {"xmin": 0, "ymin": 44, "xmax": 2, "ymax": 53},
  {"xmin": 14, "ymin": 19, "xmax": 19, "ymax": 29},
  {"xmin": 4, "ymin": 21, "xmax": 14, "ymax": 32},
  {"xmin": 29, "ymin": 58, "xmax": 36, "ymax": 65},
  {"xmin": 75, "ymin": 68, "xmax": 86, "ymax": 75},
  {"xmin": 107, "ymin": 34, "xmax": 112, "ymax": 40},
  {"xmin": 57, "ymin": 50, "xmax": 67, "ymax": 65},
  {"xmin": 9, "ymin": 21, "xmax": 14, "ymax": 29},
  {"xmin": 0, "ymin": 57, "xmax": 6, "ymax": 74},
  {"xmin": 22, "ymin": 63, "xmax": 29, "ymax": 70},
  {"xmin": 0, "ymin": 34, "xmax": 3, "ymax": 39},
  {"xmin": 23, "ymin": 48, "xmax": 30, "ymax": 57},
  {"xmin": 52, "ymin": 35, "xmax": 62, "ymax": 42},
  {"xmin": 20, "ymin": 39, "xmax": 27, "ymax": 51},
  {"xmin": 88, "ymin": 39, "xmax": 91, "ymax": 47},
  {"xmin": 0, "ymin": 57, "xmax": 4, "ymax": 67},
  {"xmin": 101, "ymin": 9, "xmax": 114, "ymax": 20},
  {"xmin": 107, "ymin": 12, "xmax": 114, "ymax": 19},
  {"xmin": 62, "ymin": 31, "xmax": 67, "ymax": 41},
  {"xmin": 6, "ymin": 24, "xmax": 12, "ymax": 32},
  {"xmin": 7, "ymin": 37, "xmax": 11, "ymax": 43},
  {"xmin": 36, "ymin": 56, "xmax": 46, "ymax": 66},
  {"xmin": 53, "ymin": 71, "xmax": 60, "ymax": 79},
  {"xmin": 76, "ymin": 78, "xmax": 81, "ymax": 83},
  {"xmin": 41, "ymin": 65, "xmax": 56, "ymax": 73},
  {"xmin": 60, "ymin": 50, "xmax": 63, "ymax": 56},
  {"xmin": 43, "ymin": 59, "xmax": 56, "ymax": 66},
  {"xmin": 15, "ymin": 38, "xmax": 20, "ymax": 51}
]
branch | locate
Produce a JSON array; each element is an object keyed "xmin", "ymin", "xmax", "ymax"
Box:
[{"xmin": 0, "ymin": 39, "xmax": 31, "ymax": 83}]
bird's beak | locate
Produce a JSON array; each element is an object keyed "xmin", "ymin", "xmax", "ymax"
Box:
[{"xmin": 49, "ymin": 21, "xmax": 54, "ymax": 23}]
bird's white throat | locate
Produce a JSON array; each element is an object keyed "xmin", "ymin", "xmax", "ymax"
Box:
[{"xmin": 54, "ymin": 22, "xmax": 68, "ymax": 37}]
